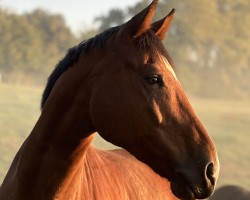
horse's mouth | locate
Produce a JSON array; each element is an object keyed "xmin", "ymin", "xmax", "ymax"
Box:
[
  {"xmin": 170, "ymin": 177, "xmax": 195, "ymax": 200},
  {"xmin": 170, "ymin": 172, "xmax": 213, "ymax": 200}
]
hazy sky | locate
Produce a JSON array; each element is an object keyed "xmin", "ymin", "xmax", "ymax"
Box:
[{"xmin": 1, "ymin": 0, "xmax": 139, "ymax": 32}]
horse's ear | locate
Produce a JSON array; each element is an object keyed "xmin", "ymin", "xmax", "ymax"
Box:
[
  {"xmin": 122, "ymin": 0, "xmax": 159, "ymax": 38},
  {"xmin": 152, "ymin": 9, "xmax": 175, "ymax": 40}
]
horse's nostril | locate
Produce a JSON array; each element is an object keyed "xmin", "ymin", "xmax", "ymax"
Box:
[{"xmin": 206, "ymin": 163, "xmax": 215, "ymax": 186}]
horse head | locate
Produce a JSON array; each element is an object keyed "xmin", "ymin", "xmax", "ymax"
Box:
[{"xmin": 85, "ymin": 1, "xmax": 219, "ymax": 199}]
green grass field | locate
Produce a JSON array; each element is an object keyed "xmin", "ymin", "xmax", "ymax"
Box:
[{"xmin": 0, "ymin": 83, "xmax": 249, "ymax": 190}]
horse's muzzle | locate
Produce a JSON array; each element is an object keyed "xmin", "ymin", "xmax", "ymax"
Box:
[{"xmin": 170, "ymin": 162, "xmax": 217, "ymax": 200}]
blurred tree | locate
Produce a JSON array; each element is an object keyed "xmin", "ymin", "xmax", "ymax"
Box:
[
  {"xmin": 25, "ymin": 9, "xmax": 77, "ymax": 74},
  {"xmin": 0, "ymin": 9, "xmax": 43, "ymax": 74},
  {"xmin": 79, "ymin": 28, "xmax": 97, "ymax": 42},
  {"xmin": 0, "ymin": 8, "xmax": 77, "ymax": 83},
  {"xmin": 127, "ymin": 0, "xmax": 150, "ymax": 18},
  {"xmin": 95, "ymin": 8, "xmax": 125, "ymax": 32}
]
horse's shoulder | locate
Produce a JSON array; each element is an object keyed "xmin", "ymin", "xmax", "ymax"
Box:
[
  {"xmin": 85, "ymin": 147, "xmax": 178, "ymax": 200},
  {"xmin": 95, "ymin": 148, "xmax": 153, "ymax": 172}
]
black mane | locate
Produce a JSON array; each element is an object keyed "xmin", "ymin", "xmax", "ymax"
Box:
[
  {"xmin": 41, "ymin": 26, "xmax": 120, "ymax": 109},
  {"xmin": 41, "ymin": 26, "xmax": 173, "ymax": 109}
]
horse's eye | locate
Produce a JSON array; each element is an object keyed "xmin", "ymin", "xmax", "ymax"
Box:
[{"xmin": 145, "ymin": 75, "xmax": 163, "ymax": 86}]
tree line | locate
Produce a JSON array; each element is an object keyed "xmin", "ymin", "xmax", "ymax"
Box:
[
  {"xmin": 1, "ymin": 0, "xmax": 250, "ymax": 98},
  {"xmin": 0, "ymin": 8, "xmax": 77, "ymax": 84}
]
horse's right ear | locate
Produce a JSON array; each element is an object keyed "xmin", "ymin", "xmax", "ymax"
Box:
[
  {"xmin": 121, "ymin": 0, "xmax": 159, "ymax": 38},
  {"xmin": 151, "ymin": 9, "xmax": 175, "ymax": 40}
]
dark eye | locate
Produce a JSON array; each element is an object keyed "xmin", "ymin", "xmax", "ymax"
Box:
[{"xmin": 145, "ymin": 75, "xmax": 163, "ymax": 86}]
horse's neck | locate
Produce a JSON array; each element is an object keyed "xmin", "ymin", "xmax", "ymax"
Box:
[{"xmin": 0, "ymin": 67, "xmax": 96, "ymax": 199}]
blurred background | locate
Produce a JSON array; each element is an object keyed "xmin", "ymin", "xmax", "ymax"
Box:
[{"xmin": 0, "ymin": 0, "xmax": 249, "ymax": 194}]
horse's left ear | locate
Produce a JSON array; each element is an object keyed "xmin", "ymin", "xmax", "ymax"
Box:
[
  {"xmin": 152, "ymin": 9, "xmax": 175, "ymax": 40},
  {"xmin": 122, "ymin": 0, "xmax": 159, "ymax": 38}
]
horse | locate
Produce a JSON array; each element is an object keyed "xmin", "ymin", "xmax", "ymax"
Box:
[
  {"xmin": 209, "ymin": 185, "xmax": 250, "ymax": 200},
  {"xmin": 0, "ymin": 0, "xmax": 219, "ymax": 199}
]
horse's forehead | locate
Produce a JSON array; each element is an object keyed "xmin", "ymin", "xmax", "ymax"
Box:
[{"xmin": 160, "ymin": 55, "xmax": 177, "ymax": 80}]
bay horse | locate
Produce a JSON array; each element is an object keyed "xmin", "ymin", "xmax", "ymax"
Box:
[{"xmin": 0, "ymin": 0, "xmax": 219, "ymax": 199}]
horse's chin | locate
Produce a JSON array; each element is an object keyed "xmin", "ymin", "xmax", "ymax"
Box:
[{"xmin": 169, "ymin": 174, "xmax": 214, "ymax": 200}]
